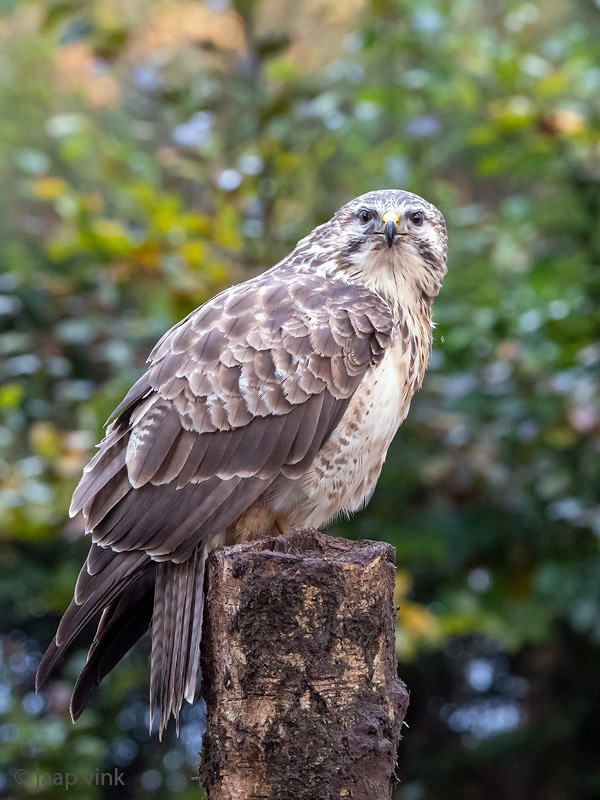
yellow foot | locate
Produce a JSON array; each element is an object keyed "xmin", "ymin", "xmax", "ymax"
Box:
[{"xmin": 274, "ymin": 516, "xmax": 290, "ymax": 535}]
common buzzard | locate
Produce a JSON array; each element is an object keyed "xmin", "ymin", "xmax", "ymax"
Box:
[{"xmin": 37, "ymin": 189, "xmax": 447, "ymax": 736}]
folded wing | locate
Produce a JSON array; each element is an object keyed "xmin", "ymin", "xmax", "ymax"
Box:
[{"xmin": 37, "ymin": 265, "xmax": 394, "ymax": 735}]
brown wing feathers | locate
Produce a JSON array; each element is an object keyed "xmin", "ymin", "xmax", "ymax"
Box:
[
  {"xmin": 37, "ymin": 266, "xmax": 394, "ymax": 736},
  {"xmin": 71, "ymin": 573, "xmax": 155, "ymax": 722},
  {"xmin": 36, "ymin": 547, "xmax": 150, "ymax": 691}
]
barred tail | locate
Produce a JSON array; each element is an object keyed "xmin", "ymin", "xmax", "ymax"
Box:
[{"xmin": 150, "ymin": 545, "xmax": 211, "ymax": 739}]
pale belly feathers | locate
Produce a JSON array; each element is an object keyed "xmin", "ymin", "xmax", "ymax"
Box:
[{"xmin": 268, "ymin": 338, "xmax": 421, "ymax": 529}]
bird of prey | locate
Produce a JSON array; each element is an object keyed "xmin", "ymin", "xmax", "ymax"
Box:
[{"xmin": 36, "ymin": 189, "xmax": 447, "ymax": 737}]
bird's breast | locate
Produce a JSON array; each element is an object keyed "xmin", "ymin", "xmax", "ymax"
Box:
[{"xmin": 271, "ymin": 330, "xmax": 429, "ymax": 529}]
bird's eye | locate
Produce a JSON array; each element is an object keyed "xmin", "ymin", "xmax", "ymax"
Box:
[
  {"xmin": 359, "ymin": 209, "xmax": 372, "ymax": 224},
  {"xmin": 410, "ymin": 211, "xmax": 424, "ymax": 226}
]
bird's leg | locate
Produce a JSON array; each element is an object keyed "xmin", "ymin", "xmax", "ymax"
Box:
[
  {"xmin": 226, "ymin": 503, "xmax": 288, "ymax": 544},
  {"xmin": 274, "ymin": 515, "xmax": 290, "ymax": 535}
]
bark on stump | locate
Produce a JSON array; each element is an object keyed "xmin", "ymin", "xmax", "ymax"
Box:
[{"xmin": 199, "ymin": 527, "xmax": 409, "ymax": 800}]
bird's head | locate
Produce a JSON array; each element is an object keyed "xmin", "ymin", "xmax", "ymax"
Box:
[{"xmin": 300, "ymin": 189, "xmax": 448, "ymax": 314}]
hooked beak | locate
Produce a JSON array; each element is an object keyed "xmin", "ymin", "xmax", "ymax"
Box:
[{"xmin": 381, "ymin": 210, "xmax": 400, "ymax": 248}]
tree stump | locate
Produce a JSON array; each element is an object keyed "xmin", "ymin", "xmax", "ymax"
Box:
[{"xmin": 199, "ymin": 527, "xmax": 408, "ymax": 800}]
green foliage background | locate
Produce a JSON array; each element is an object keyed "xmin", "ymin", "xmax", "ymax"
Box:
[{"xmin": 1, "ymin": 0, "xmax": 599, "ymax": 797}]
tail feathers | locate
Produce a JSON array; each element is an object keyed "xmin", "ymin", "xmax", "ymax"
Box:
[
  {"xmin": 150, "ymin": 545, "xmax": 210, "ymax": 739},
  {"xmin": 37, "ymin": 540, "xmax": 214, "ymax": 740},
  {"xmin": 70, "ymin": 576, "xmax": 154, "ymax": 721}
]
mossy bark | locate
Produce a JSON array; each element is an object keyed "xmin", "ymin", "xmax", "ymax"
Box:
[{"xmin": 199, "ymin": 528, "xmax": 408, "ymax": 800}]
